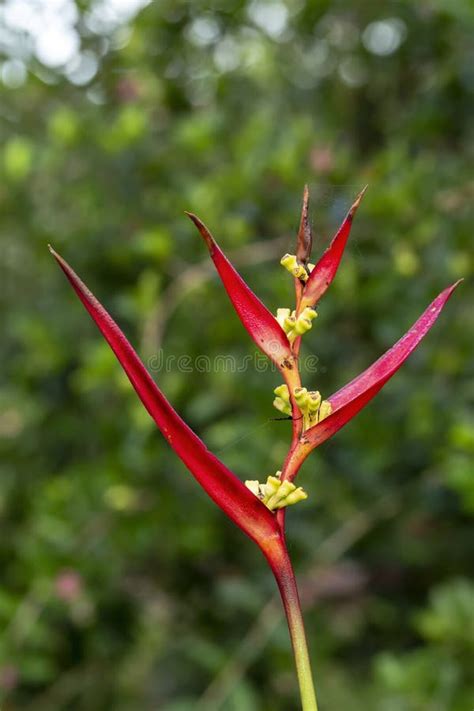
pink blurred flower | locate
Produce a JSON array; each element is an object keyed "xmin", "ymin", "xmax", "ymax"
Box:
[
  {"xmin": 310, "ymin": 146, "xmax": 334, "ymax": 173},
  {"xmin": 54, "ymin": 570, "xmax": 83, "ymax": 602},
  {"xmin": 0, "ymin": 664, "xmax": 19, "ymax": 691}
]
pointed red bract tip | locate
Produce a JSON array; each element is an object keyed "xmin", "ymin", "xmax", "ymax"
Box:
[
  {"xmin": 186, "ymin": 212, "xmax": 293, "ymax": 370},
  {"xmin": 185, "ymin": 212, "xmax": 214, "ymax": 252},
  {"xmin": 296, "ymin": 184, "xmax": 313, "ymax": 266},
  {"xmin": 301, "ymin": 186, "xmax": 367, "ymax": 309},
  {"xmin": 303, "ymin": 280, "xmax": 461, "ymax": 450},
  {"xmin": 49, "ymin": 247, "xmax": 280, "ymax": 548},
  {"xmin": 349, "ymin": 184, "xmax": 368, "ymax": 216}
]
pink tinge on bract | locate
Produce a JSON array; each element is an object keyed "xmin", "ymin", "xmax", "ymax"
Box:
[
  {"xmin": 49, "ymin": 246, "xmax": 280, "ymax": 548},
  {"xmin": 303, "ymin": 280, "xmax": 461, "ymax": 450}
]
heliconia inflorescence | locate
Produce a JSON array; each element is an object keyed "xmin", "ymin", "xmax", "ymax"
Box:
[{"xmin": 50, "ymin": 186, "xmax": 460, "ymax": 711}]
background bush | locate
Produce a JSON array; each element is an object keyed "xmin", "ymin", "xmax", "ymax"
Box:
[{"xmin": 0, "ymin": 1, "xmax": 472, "ymax": 709}]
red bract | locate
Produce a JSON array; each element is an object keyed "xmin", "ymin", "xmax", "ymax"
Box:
[
  {"xmin": 186, "ymin": 212, "xmax": 294, "ymax": 371},
  {"xmin": 48, "ymin": 247, "xmax": 280, "ymax": 550},
  {"xmin": 295, "ymin": 280, "xmax": 461, "ymax": 461},
  {"xmin": 300, "ymin": 185, "xmax": 367, "ymax": 311}
]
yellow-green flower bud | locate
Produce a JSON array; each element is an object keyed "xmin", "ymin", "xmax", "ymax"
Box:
[
  {"xmin": 277, "ymin": 486, "xmax": 308, "ymax": 508},
  {"xmin": 273, "ymin": 396, "xmax": 291, "ymax": 416},
  {"xmin": 293, "ymin": 307, "xmax": 318, "ymax": 336},
  {"xmin": 283, "ymin": 313, "xmax": 297, "ymax": 332},
  {"xmin": 246, "ymin": 471, "xmax": 307, "ymax": 511},
  {"xmin": 307, "ymin": 390, "xmax": 322, "ymax": 413},
  {"xmin": 280, "ymin": 253, "xmax": 308, "ymax": 281},
  {"xmin": 274, "ymin": 384, "xmax": 290, "ymax": 402},
  {"xmin": 317, "ymin": 400, "xmax": 332, "ymax": 422},
  {"xmin": 266, "ymin": 480, "xmax": 295, "ymax": 510},
  {"xmin": 293, "ymin": 317, "xmax": 312, "ymax": 335},
  {"xmin": 263, "ymin": 475, "xmax": 282, "ymax": 500},
  {"xmin": 300, "ymin": 307, "xmax": 317, "ymax": 322},
  {"xmin": 294, "ymin": 387, "xmax": 309, "ymax": 410},
  {"xmin": 280, "ymin": 253, "xmax": 296, "ymax": 269}
]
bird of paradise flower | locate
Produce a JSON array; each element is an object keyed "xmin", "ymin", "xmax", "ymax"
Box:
[{"xmin": 50, "ymin": 187, "xmax": 460, "ymax": 710}]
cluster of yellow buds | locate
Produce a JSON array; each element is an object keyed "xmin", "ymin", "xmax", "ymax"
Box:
[
  {"xmin": 245, "ymin": 471, "xmax": 308, "ymax": 511},
  {"xmin": 294, "ymin": 387, "xmax": 332, "ymax": 430},
  {"xmin": 273, "ymin": 384, "xmax": 291, "ymax": 416},
  {"xmin": 276, "ymin": 306, "xmax": 317, "ymax": 343},
  {"xmin": 272, "ymin": 383, "xmax": 332, "ymax": 430},
  {"xmin": 280, "ymin": 254, "xmax": 315, "ymax": 282}
]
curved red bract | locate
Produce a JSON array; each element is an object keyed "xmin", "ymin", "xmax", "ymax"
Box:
[
  {"xmin": 301, "ymin": 186, "xmax": 367, "ymax": 309},
  {"xmin": 49, "ymin": 246, "xmax": 280, "ymax": 549},
  {"xmin": 186, "ymin": 213, "xmax": 292, "ymax": 370},
  {"xmin": 303, "ymin": 281, "xmax": 461, "ymax": 449}
]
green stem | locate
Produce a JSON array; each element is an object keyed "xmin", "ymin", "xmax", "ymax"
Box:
[{"xmin": 265, "ymin": 540, "xmax": 319, "ymax": 711}]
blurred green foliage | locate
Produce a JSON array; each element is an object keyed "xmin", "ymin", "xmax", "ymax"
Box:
[{"xmin": 0, "ymin": 1, "xmax": 473, "ymax": 709}]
